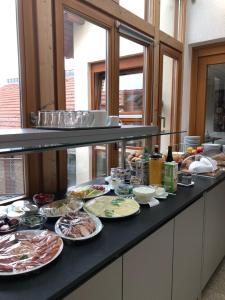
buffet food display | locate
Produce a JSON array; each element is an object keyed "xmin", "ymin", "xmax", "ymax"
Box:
[{"xmin": 0, "ymin": 139, "xmax": 225, "ymax": 277}]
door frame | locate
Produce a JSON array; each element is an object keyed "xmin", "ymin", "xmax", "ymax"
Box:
[{"xmin": 189, "ymin": 42, "xmax": 225, "ymax": 141}]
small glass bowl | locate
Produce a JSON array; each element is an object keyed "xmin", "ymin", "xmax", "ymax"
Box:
[
  {"xmin": 33, "ymin": 193, "xmax": 55, "ymax": 206},
  {"xmin": 114, "ymin": 183, "xmax": 133, "ymax": 198},
  {"xmin": 21, "ymin": 213, "xmax": 47, "ymax": 229}
]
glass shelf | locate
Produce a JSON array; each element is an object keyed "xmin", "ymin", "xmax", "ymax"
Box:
[{"xmin": 0, "ymin": 126, "xmax": 186, "ymax": 155}]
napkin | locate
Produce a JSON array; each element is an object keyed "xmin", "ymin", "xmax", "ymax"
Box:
[{"xmin": 148, "ymin": 198, "xmax": 160, "ymax": 208}]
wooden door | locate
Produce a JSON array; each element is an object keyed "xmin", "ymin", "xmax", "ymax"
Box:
[{"xmin": 189, "ymin": 43, "xmax": 225, "ymax": 142}]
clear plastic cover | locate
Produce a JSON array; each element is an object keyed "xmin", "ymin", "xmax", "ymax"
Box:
[{"xmin": 180, "ymin": 154, "xmax": 217, "ymax": 174}]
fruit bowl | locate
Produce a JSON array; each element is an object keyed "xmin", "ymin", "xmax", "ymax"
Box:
[{"xmin": 33, "ymin": 193, "xmax": 55, "ymax": 206}]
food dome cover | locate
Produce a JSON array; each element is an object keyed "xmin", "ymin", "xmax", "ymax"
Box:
[{"xmin": 180, "ymin": 154, "xmax": 217, "ymax": 174}]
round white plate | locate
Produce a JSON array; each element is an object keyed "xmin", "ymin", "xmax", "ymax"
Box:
[
  {"xmin": 55, "ymin": 213, "xmax": 103, "ymax": 241},
  {"xmin": 39, "ymin": 199, "xmax": 83, "ymax": 218},
  {"xmin": 67, "ymin": 184, "xmax": 110, "ymax": 199},
  {"xmin": 0, "ymin": 230, "xmax": 63, "ymax": 276},
  {"xmin": 83, "ymin": 196, "xmax": 140, "ymax": 219}
]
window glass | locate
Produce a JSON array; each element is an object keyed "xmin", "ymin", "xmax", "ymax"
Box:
[
  {"xmin": 67, "ymin": 145, "xmax": 107, "ymax": 188},
  {"xmin": 160, "ymin": 0, "xmax": 181, "ymax": 40},
  {"xmin": 119, "ymin": 36, "xmax": 144, "ymax": 125},
  {"xmin": 64, "ymin": 10, "xmax": 108, "ymax": 183},
  {"xmin": 119, "ymin": 0, "xmax": 145, "ymax": 20},
  {"xmin": 0, "ymin": 0, "xmax": 25, "ymax": 201},
  {"xmin": 205, "ymin": 64, "xmax": 225, "ymax": 139},
  {"xmin": 160, "ymin": 55, "xmax": 178, "ymax": 153}
]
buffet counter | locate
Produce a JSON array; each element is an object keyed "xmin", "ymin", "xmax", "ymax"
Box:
[{"xmin": 0, "ymin": 174, "xmax": 225, "ymax": 300}]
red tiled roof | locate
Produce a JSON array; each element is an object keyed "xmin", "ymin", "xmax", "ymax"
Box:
[
  {"xmin": 0, "ymin": 84, "xmax": 21, "ymax": 128},
  {"xmin": 65, "ymin": 76, "xmax": 75, "ymax": 110},
  {"xmin": 0, "ymin": 78, "xmax": 143, "ymax": 129},
  {"xmin": 0, "ymin": 76, "xmax": 75, "ymax": 128}
]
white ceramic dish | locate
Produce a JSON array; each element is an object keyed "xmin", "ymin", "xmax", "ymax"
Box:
[
  {"xmin": 0, "ymin": 230, "xmax": 63, "ymax": 276},
  {"xmin": 55, "ymin": 213, "xmax": 103, "ymax": 241},
  {"xmin": 39, "ymin": 199, "xmax": 83, "ymax": 218},
  {"xmin": 67, "ymin": 184, "xmax": 110, "ymax": 200},
  {"xmin": 83, "ymin": 196, "xmax": 140, "ymax": 219}
]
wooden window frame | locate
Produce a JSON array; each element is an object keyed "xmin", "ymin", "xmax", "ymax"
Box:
[
  {"xmin": 90, "ymin": 54, "xmax": 144, "ymax": 124},
  {"xmin": 158, "ymin": 43, "xmax": 183, "ymax": 146},
  {"xmin": 52, "ymin": 0, "xmax": 186, "ymax": 183}
]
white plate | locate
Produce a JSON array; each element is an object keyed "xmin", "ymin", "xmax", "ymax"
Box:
[
  {"xmin": 178, "ymin": 181, "xmax": 194, "ymax": 187},
  {"xmin": 83, "ymin": 196, "xmax": 140, "ymax": 219},
  {"xmin": 67, "ymin": 184, "xmax": 110, "ymax": 199},
  {"xmin": 0, "ymin": 230, "xmax": 63, "ymax": 276},
  {"xmin": 55, "ymin": 213, "xmax": 103, "ymax": 241},
  {"xmin": 39, "ymin": 199, "xmax": 83, "ymax": 218}
]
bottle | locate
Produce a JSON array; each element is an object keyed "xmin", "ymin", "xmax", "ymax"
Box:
[
  {"xmin": 149, "ymin": 145, "xmax": 163, "ymax": 185},
  {"xmin": 166, "ymin": 146, "xmax": 174, "ymax": 162}
]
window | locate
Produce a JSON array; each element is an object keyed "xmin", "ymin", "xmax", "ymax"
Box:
[
  {"xmin": 119, "ymin": 0, "xmax": 145, "ymax": 19},
  {"xmin": 0, "ymin": 0, "xmax": 25, "ymax": 201},
  {"xmin": 160, "ymin": 0, "xmax": 181, "ymax": 40},
  {"xmin": 119, "ymin": 37, "xmax": 144, "ymax": 125},
  {"xmin": 64, "ymin": 9, "xmax": 109, "ymax": 183},
  {"xmin": 158, "ymin": 44, "xmax": 182, "ymax": 153}
]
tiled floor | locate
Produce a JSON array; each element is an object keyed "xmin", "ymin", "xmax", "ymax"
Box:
[{"xmin": 202, "ymin": 259, "xmax": 225, "ymax": 300}]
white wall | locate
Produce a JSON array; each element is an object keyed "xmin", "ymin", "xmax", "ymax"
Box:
[
  {"xmin": 187, "ymin": 0, "xmax": 225, "ymax": 45},
  {"xmin": 182, "ymin": 0, "xmax": 225, "ymax": 132}
]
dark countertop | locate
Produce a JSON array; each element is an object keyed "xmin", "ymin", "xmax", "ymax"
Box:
[{"xmin": 1, "ymin": 174, "xmax": 225, "ymax": 300}]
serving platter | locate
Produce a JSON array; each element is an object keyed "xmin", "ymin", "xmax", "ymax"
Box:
[
  {"xmin": 67, "ymin": 184, "xmax": 110, "ymax": 200},
  {"xmin": 39, "ymin": 199, "xmax": 83, "ymax": 218},
  {"xmin": 0, "ymin": 230, "xmax": 63, "ymax": 276},
  {"xmin": 55, "ymin": 211, "xmax": 103, "ymax": 241},
  {"xmin": 83, "ymin": 195, "xmax": 140, "ymax": 219}
]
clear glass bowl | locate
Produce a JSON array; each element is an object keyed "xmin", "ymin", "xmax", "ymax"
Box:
[{"xmin": 114, "ymin": 183, "xmax": 133, "ymax": 198}]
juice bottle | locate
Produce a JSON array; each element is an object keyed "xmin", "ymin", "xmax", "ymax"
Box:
[{"xmin": 149, "ymin": 145, "xmax": 163, "ymax": 185}]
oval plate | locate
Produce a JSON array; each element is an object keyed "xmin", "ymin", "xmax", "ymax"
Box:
[
  {"xmin": 55, "ymin": 213, "xmax": 103, "ymax": 241},
  {"xmin": 67, "ymin": 184, "xmax": 110, "ymax": 200},
  {"xmin": 83, "ymin": 196, "xmax": 140, "ymax": 219},
  {"xmin": 0, "ymin": 230, "xmax": 63, "ymax": 276}
]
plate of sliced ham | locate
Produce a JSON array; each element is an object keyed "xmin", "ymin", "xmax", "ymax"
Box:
[
  {"xmin": 0, "ymin": 230, "xmax": 63, "ymax": 275},
  {"xmin": 55, "ymin": 211, "xmax": 103, "ymax": 241}
]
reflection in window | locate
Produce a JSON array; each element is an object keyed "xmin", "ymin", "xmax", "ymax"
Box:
[
  {"xmin": 160, "ymin": 0, "xmax": 181, "ymax": 39},
  {"xmin": 64, "ymin": 10, "xmax": 108, "ymax": 183},
  {"xmin": 205, "ymin": 64, "xmax": 225, "ymax": 137},
  {"xmin": 119, "ymin": 37, "xmax": 144, "ymax": 125},
  {"xmin": 160, "ymin": 55, "xmax": 178, "ymax": 153},
  {"xmin": 67, "ymin": 145, "xmax": 107, "ymax": 188},
  {"xmin": 64, "ymin": 10, "xmax": 107, "ymax": 110}
]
